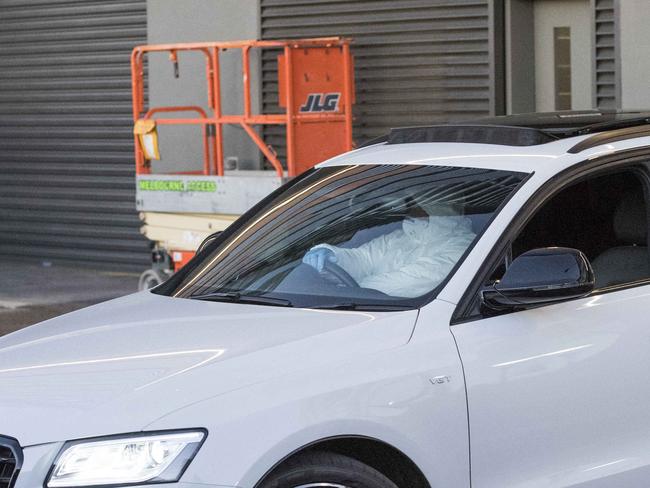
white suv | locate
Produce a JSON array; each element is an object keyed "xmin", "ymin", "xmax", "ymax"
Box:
[{"xmin": 3, "ymin": 110, "xmax": 650, "ymax": 488}]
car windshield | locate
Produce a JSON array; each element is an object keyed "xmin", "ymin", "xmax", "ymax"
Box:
[{"xmin": 157, "ymin": 164, "xmax": 527, "ymax": 309}]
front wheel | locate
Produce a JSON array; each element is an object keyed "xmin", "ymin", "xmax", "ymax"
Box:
[{"xmin": 259, "ymin": 451, "xmax": 398, "ymax": 488}]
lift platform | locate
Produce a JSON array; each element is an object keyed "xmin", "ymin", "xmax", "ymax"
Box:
[{"xmin": 130, "ymin": 37, "xmax": 355, "ymax": 288}]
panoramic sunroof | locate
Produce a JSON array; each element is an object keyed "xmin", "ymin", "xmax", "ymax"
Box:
[{"xmin": 385, "ymin": 110, "xmax": 650, "ymax": 148}]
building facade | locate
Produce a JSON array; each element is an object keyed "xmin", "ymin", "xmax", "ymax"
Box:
[{"xmin": 0, "ymin": 0, "xmax": 648, "ymax": 270}]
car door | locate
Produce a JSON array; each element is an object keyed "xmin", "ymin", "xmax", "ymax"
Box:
[{"xmin": 451, "ymin": 161, "xmax": 650, "ymax": 487}]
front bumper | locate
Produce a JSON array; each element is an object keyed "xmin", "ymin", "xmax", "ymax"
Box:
[{"xmin": 15, "ymin": 444, "xmax": 237, "ymax": 488}]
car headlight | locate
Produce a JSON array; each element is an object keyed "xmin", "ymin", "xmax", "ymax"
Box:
[{"xmin": 46, "ymin": 430, "xmax": 206, "ymax": 488}]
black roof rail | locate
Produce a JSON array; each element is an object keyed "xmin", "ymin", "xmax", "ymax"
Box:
[
  {"xmin": 387, "ymin": 124, "xmax": 557, "ymax": 147},
  {"xmin": 567, "ymin": 124, "xmax": 650, "ymax": 154},
  {"xmin": 468, "ymin": 110, "xmax": 650, "ymax": 137},
  {"xmin": 379, "ymin": 110, "xmax": 650, "ymax": 150},
  {"xmin": 570, "ymin": 115, "xmax": 650, "ymax": 135}
]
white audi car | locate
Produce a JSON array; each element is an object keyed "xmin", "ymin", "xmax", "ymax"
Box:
[{"xmin": 3, "ymin": 111, "xmax": 650, "ymax": 488}]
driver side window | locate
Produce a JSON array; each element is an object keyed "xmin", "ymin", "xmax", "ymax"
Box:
[{"xmin": 490, "ymin": 168, "xmax": 650, "ymax": 294}]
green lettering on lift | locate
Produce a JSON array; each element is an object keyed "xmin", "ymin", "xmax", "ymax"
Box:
[
  {"xmin": 138, "ymin": 180, "xmax": 185, "ymax": 192},
  {"xmin": 186, "ymin": 180, "xmax": 217, "ymax": 192},
  {"xmin": 138, "ymin": 180, "xmax": 216, "ymax": 192}
]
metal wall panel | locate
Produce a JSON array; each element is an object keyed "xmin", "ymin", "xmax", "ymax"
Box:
[
  {"xmin": 593, "ymin": 0, "xmax": 619, "ymax": 108},
  {"xmin": 0, "ymin": 0, "xmax": 149, "ymax": 270},
  {"xmin": 260, "ymin": 0, "xmax": 492, "ymax": 158}
]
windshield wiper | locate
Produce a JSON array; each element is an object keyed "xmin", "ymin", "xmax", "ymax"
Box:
[
  {"xmin": 310, "ymin": 302, "xmax": 415, "ymax": 311},
  {"xmin": 191, "ymin": 291, "xmax": 293, "ymax": 307}
]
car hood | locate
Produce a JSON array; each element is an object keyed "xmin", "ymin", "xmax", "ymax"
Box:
[{"xmin": 0, "ymin": 291, "xmax": 418, "ymax": 446}]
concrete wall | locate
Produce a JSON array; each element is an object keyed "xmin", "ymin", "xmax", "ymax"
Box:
[
  {"xmin": 505, "ymin": 0, "xmax": 536, "ymax": 114},
  {"xmin": 619, "ymin": 0, "xmax": 650, "ymax": 109},
  {"xmin": 533, "ymin": 0, "xmax": 593, "ymax": 111},
  {"xmin": 146, "ymin": 0, "xmax": 261, "ymax": 172},
  {"xmin": 506, "ymin": 0, "xmax": 594, "ymax": 113}
]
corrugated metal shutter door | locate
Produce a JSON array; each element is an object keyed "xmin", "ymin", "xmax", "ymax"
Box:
[
  {"xmin": 593, "ymin": 0, "xmax": 619, "ymax": 109},
  {"xmin": 260, "ymin": 0, "xmax": 491, "ymax": 156},
  {"xmin": 0, "ymin": 0, "xmax": 149, "ymax": 270}
]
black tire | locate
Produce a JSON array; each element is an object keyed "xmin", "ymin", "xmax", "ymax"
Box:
[{"xmin": 260, "ymin": 451, "xmax": 399, "ymax": 488}]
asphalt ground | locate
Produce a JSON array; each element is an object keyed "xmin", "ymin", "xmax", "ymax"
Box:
[{"xmin": 0, "ymin": 260, "xmax": 139, "ymax": 336}]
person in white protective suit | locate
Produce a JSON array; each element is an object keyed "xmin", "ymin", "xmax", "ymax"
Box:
[{"xmin": 302, "ymin": 204, "xmax": 476, "ymax": 297}]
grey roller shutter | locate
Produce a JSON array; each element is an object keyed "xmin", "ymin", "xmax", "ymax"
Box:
[
  {"xmin": 260, "ymin": 0, "xmax": 492, "ymax": 158},
  {"xmin": 0, "ymin": 0, "xmax": 149, "ymax": 270},
  {"xmin": 593, "ymin": 0, "xmax": 619, "ymax": 109}
]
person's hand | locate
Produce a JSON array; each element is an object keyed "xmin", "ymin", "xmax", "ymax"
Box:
[{"xmin": 303, "ymin": 248, "xmax": 337, "ymax": 272}]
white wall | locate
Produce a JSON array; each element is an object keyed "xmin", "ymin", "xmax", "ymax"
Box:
[
  {"xmin": 533, "ymin": 0, "xmax": 593, "ymax": 111},
  {"xmin": 146, "ymin": 0, "xmax": 261, "ymax": 172},
  {"xmin": 619, "ymin": 0, "xmax": 650, "ymax": 109}
]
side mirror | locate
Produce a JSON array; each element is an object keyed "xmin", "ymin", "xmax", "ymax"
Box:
[
  {"xmin": 481, "ymin": 247, "xmax": 594, "ymax": 312},
  {"xmin": 196, "ymin": 231, "xmax": 222, "ymax": 254}
]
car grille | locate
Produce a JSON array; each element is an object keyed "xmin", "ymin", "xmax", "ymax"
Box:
[{"xmin": 0, "ymin": 438, "xmax": 21, "ymax": 488}]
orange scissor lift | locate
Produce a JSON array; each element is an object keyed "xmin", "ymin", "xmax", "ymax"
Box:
[{"xmin": 131, "ymin": 38, "xmax": 355, "ymax": 288}]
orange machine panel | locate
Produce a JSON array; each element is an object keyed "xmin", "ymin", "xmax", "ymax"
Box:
[
  {"xmin": 132, "ymin": 39, "xmax": 354, "ymax": 178},
  {"xmin": 171, "ymin": 250, "xmax": 195, "ymax": 270},
  {"xmin": 279, "ymin": 46, "xmax": 355, "ymax": 174}
]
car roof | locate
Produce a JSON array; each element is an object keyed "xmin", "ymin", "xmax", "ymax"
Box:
[{"xmin": 319, "ymin": 110, "xmax": 650, "ymax": 176}]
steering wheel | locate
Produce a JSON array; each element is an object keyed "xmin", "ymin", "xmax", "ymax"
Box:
[{"xmin": 320, "ymin": 260, "xmax": 360, "ymax": 288}]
